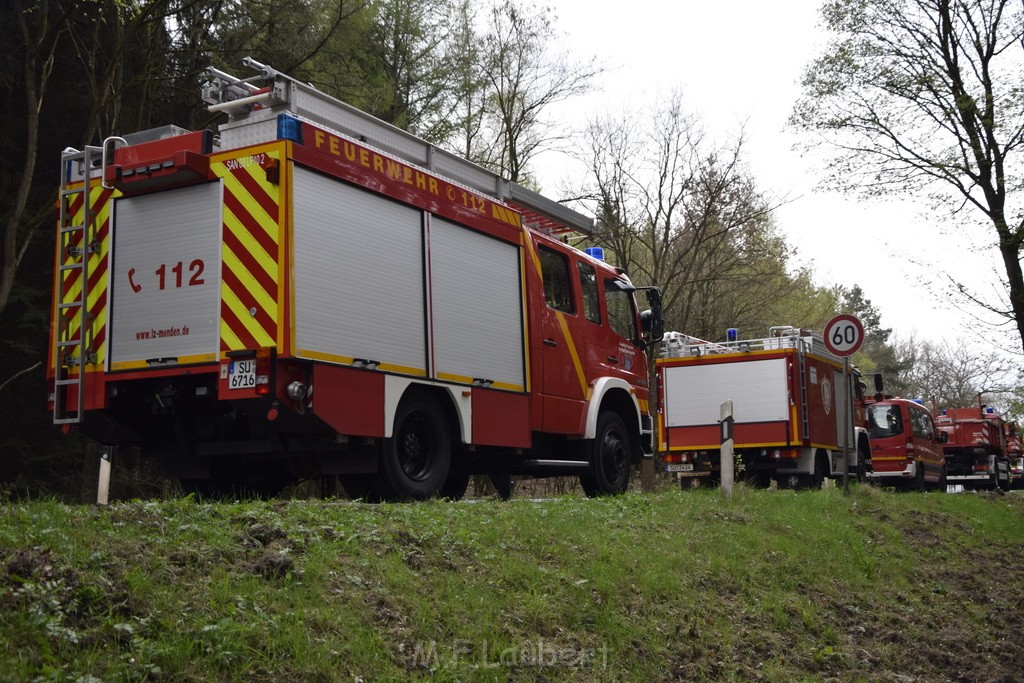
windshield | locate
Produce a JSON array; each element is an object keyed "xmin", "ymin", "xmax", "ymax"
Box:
[{"xmin": 868, "ymin": 404, "xmax": 904, "ymax": 439}]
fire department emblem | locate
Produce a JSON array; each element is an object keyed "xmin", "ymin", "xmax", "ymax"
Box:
[{"xmin": 821, "ymin": 378, "xmax": 833, "ymax": 415}]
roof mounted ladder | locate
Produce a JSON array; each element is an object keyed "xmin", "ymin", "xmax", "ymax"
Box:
[
  {"xmin": 53, "ymin": 146, "xmax": 101, "ymax": 424},
  {"xmin": 203, "ymin": 57, "xmax": 595, "ymax": 236}
]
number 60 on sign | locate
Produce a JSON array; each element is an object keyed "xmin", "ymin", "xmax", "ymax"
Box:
[{"xmin": 823, "ymin": 314, "xmax": 864, "ymax": 357}]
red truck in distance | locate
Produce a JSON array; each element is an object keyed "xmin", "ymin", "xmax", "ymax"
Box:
[{"xmin": 935, "ymin": 404, "xmax": 1014, "ymax": 492}]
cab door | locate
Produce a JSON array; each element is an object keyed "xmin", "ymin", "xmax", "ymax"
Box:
[
  {"xmin": 534, "ymin": 243, "xmax": 588, "ymax": 433},
  {"xmin": 910, "ymin": 404, "xmax": 945, "ymax": 482}
]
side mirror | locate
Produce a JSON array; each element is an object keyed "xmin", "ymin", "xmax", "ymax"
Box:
[
  {"xmin": 937, "ymin": 431, "xmax": 949, "ymax": 444},
  {"xmin": 639, "ymin": 287, "xmax": 664, "ymax": 344}
]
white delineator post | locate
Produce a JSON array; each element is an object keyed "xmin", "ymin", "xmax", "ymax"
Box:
[
  {"xmin": 97, "ymin": 447, "xmax": 112, "ymax": 506},
  {"xmin": 720, "ymin": 400, "xmax": 734, "ymax": 498}
]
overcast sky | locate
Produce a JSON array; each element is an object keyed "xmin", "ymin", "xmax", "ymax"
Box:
[{"xmin": 532, "ymin": 0, "xmax": 1007, "ymax": 349}]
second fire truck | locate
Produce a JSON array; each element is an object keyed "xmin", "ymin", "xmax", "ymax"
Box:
[{"xmin": 657, "ymin": 327, "xmax": 867, "ymax": 489}]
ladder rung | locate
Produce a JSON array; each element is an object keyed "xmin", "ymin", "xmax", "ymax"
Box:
[
  {"xmin": 60, "ymin": 224, "xmax": 86, "ymax": 233},
  {"xmin": 58, "ymin": 263, "xmax": 85, "ymax": 272},
  {"xmin": 62, "ymin": 188, "xmax": 86, "ymax": 197},
  {"xmin": 55, "ymin": 379, "xmax": 81, "ymax": 387},
  {"xmin": 57, "ymin": 340, "xmax": 82, "ymax": 348}
]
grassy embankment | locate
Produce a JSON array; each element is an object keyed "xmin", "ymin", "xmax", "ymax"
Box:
[{"xmin": 2, "ymin": 485, "xmax": 1023, "ymax": 681}]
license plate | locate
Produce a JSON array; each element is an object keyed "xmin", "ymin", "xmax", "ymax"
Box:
[
  {"xmin": 229, "ymin": 360, "xmax": 256, "ymax": 389},
  {"xmin": 666, "ymin": 463, "xmax": 694, "ymax": 473}
]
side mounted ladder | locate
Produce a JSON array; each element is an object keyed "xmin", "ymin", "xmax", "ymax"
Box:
[
  {"xmin": 798, "ymin": 349, "xmax": 810, "ymax": 440},
  {"xmin": 53, "ymin": 146, "xmax": 101, "ymax": 424}
]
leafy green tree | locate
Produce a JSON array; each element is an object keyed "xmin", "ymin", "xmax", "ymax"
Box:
[{"xmin": 792, "ymin": 0, "xmax": 1024, "ymax": 352}]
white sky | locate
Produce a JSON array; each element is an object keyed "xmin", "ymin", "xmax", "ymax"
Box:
[{"xmin": 532, "ymin": 0, "xmax": 1010, "ymax": 349}]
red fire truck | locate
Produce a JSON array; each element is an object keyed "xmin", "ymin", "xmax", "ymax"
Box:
[
  {"xmin": 935, "ymin": 404, "xmax": 1013, "ymax": 491},
  {"xmin": 656, "ymin": 327, "xmax": 867, "ymax": 489},
  {"xmin": 47, "ymin": 58, "xmax": 664, "ymax": 500}
]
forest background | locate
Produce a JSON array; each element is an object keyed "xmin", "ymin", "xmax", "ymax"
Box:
[{"xmin": 2, "ymin": 0, "xmax": 1021, "ymax": 497}]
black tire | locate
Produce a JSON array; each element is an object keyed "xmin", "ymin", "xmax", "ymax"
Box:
[
  {"xmin": 488, "ymin": 472, "xmax": 514, "ymax": 500},
  {"xmin": 745, "ymin": 472, "xmax": 772, "ymax": 489},
  {"xmin": 987, "ymin": 464, "xmax": 999, "ymax": 491},
  {"xmin": 857, "ymin": 439, "xmax": 872, "ymax": 483},
  {"xmin": 579, "ymin": 412, "xmax": 631, "ymax": 497},
  {"xmin": 439, "ymin": 469, "xmax": 471, "ymax": 501},
  {"xmin": 374, "ymin": 398, "xmax": 451, "ymax": 501},
  {"xmin": 909, "ymin": 464, "xmax": 926, "ymax": 492},
  {"xmin": 339, "ymin": 474, "xmax": 380, "ymax": 502},
  {"xmin": 808, "ymin": 451, "xmax": 828, "ymax": 490}
]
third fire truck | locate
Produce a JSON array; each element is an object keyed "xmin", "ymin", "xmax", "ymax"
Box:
[{"xmin": 935, "ymin": 403, "xmax": 1014, "ymax": 491}]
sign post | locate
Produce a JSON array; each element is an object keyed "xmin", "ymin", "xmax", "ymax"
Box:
[
  {"xmin": 823, "ymin": 314, "xmax": 864, "ymax": 495},
  {"xmin": 720, "ymin": 400, "xmax": 734, "ymax": 499}
]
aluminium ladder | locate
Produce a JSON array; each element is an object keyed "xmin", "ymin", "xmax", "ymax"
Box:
[{"xmin": 53, "ymin": 146, "xmax": 101, "ymax": 424}]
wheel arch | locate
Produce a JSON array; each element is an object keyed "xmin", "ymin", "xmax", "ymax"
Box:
[
  {"xmin": 585, "ymin": 378, "xmax": 643, "ymax": 463},
  {"xmin": 384, "ymin": 376, "xmax": 468, "ymax": 444}
]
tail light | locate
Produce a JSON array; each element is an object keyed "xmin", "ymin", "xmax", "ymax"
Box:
[
  {"xmin": 905, "ymin": 438, "xmax": 916, "ymax": 461},
  {"xmin": 255, "ymin": 347, "xmax": 272, "ymax": 396}
]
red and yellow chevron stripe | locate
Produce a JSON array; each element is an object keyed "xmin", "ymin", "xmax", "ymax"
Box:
[{"xmin": 210, "ymin": 146, "xmax": 282, "ymax": 353}]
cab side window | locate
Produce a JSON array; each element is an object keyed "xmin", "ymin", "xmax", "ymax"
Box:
[
  {"xmin": 538, "ymin": 247, "xmax": 575, "ymax": 314},
  {"xmin": 910, "ymin": 406, "xmax": 935, "ymax": 440},
  {"xmin": 605, "ymin": 279, "xmax": 637, "ymax": 341},
  {"xmin": 578, "ymin": 261, "xmax": 601, "ymax": 324}
]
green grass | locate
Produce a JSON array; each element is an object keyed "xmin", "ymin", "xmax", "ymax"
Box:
[{"xmin": 2, "ymin": 486, "xmax": 1023, "ymax": 681}]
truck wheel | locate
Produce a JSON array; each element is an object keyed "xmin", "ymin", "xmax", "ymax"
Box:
[
  {"xmin": 439, "ymin": 469, "xmax": 471, "ymax": 501},
  {"xmin": 808, "ymin": 451, "xmax": 828, "ymax": 490},
  {"xmin": 580, "ymin": 412, "xmax": 631, "ymax": 497},
  {"xmin": 987, "ymin": 466, "xmax": 999, "ymax": 491},
  {"xmin": 745, "ymin": 472, "xmax": 771, "ymax": 489},
  {"xmin": 375, "ymin": 398, "xmax": 451, "ymax": 501},
  {"xmin": 339, "ymin": 474, "xmax": 380, "ymax": 502},
  {"xmin": 857, "ymin": 439, "xmax": 871, "ymax": 482},
  {"xmin": 488, "ymin": 472, "xmax": 514, "ymax": 500},
  {"xmin": 910, "ymin": 464, "xmax": 926, "ymax": 492}
]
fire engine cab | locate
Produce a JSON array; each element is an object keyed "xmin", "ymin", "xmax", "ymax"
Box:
[{"xmin": 48, "ymin": 58, "xmax": 664, "ymax": 500}]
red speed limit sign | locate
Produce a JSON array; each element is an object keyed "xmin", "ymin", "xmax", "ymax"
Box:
[{"xmin": 823, "ymin": 314, "xmax": 864, "ymax": 356}]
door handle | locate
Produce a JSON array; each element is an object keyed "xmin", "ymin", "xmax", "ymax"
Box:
[
  {"xmin": 543, "ymin": 338, "xmax": 558, "ymax": 347},
  {"xmin": 607, "ymin": 356, "xmax": 619, "ymax": 364}
]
